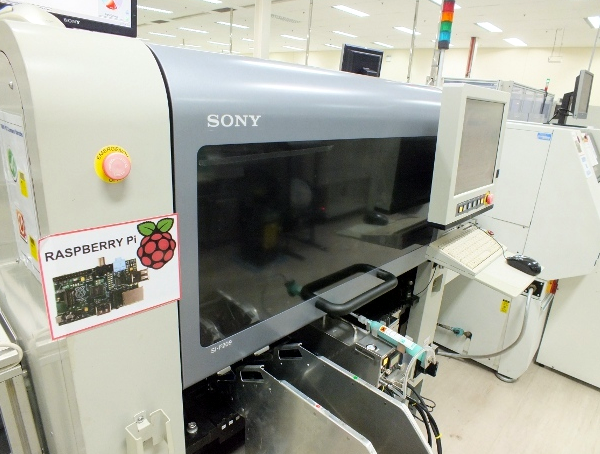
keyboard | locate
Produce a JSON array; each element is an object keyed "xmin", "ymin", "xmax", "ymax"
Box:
[{"xmin": 426, "ymin": 225, "xmax": 504, "ymax": 277}]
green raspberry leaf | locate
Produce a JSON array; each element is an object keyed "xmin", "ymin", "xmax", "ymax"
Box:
[
  {"xmin": 138, "ymin": 221, "xmax": 156, "ymax": 236},
  {"xmin": 157, "ymin": 218, "xmax": 174, "ymax": 233}
]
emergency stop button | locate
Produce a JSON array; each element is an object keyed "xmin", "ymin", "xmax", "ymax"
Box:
[
  {"xmin": 103, "ymin": 153, "xmax": 131, "ymax": 181},
  {"xmin": 485, "ymin": 193, "xmax": 494, "ymax": 205},
  {"xmin": 95, "ymin": 146, "xmax": 131, "ymax": 183}
]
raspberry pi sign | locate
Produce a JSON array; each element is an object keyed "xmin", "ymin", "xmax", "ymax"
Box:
[
  {"xmin": 38, "ymin": 213, "xmax": 181, "ymax": 339},
  {"xmin": 137, "ymin": 218, "xmax": 177, "ymax": 269}
]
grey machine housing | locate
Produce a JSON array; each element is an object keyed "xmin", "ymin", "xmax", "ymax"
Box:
[{"xmin": 149, "ymin": 45, "xmax": 442, "ymax": 388}]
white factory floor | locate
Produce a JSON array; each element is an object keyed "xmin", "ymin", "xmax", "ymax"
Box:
[
  {"xmin": 227, "ymin": 355, "xmax": 600, "ymax": 454},
  {"xmin": 421, "ymin": 356, "xmax": 600, "ymax": 454}
]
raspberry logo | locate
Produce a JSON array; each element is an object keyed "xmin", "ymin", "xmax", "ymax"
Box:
[{"xmin": 136, "ymin": 218, "xmax": 177, "ymax": 270}]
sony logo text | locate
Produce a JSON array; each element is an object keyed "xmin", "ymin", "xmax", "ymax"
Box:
[
  {"xmin": 64, "ymin": 18, "xmax": 81, "ymax": 24},
  {"xmin": 207, "ymin": 114, "xmax": 261, "ymax": 128}
]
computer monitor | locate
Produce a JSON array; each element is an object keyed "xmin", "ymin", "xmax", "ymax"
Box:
[
  {"xmin": 573, "ymin": 70, "xmax": 594, "ymax": 120},
  {"xmin": 340, "ymin": 45, "xmax": 383, "ymax": 77},
  {"xmin": 428, "ymin": 84, "xmax": 510, "ymax": 229},
  {"xmin": 556, "ymin": 70, "xmax": 594, "ymax": 126},
  {"xmin": 0, "ymin": 0, "xmax": 136, "ymax": 37}
]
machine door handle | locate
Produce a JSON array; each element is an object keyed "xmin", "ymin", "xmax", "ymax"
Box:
[{"xmin": 301, "ymin": 264, "xmax": 398, "ymax": 316}]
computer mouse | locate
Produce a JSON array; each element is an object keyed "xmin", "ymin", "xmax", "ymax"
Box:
[
  {"xmin": 363, "ymin": 211, "xmax": 389, "ymax": 226},
  {"xmin": 506, "ymin": 255, "xmax": 541, "ymax": 276}
]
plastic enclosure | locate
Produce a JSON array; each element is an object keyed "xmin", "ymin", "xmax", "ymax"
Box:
[{"xmin": 428, "ymin": 84, "xmax": 510, "ymax": 229}]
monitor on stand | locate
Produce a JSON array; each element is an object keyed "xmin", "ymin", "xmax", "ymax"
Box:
[
  {"xmin": 340, "ymin": 45, "xmax": 383, "ymax": 77},
  {"xmin": 556, "ymin": 70, "xmax": 594, "ymax": 126}
]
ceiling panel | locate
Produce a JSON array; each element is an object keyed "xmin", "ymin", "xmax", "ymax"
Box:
[{"xmin": 135, "ymin": 0, "xmax": 600, "ymax": 53}]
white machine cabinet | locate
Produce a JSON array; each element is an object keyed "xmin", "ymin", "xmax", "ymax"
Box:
[
  {"xmin": 536, "ymin": 261, "xmax": 600, "ymax": 387},
  {"xmin": 435, "ymin": 122, "xmax": 600, "ymax": 379},
  {"xmin": 0, "ymin": 16, "xmax": 185, "ymax": 454}
]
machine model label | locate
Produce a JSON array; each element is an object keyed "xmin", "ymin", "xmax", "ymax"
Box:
[
  {"xmin": 0, "ymin": 111, "xmax": 41, "ymax": 279},
  {"xmin": 38, "ymin": 214, "xmax": 181, "ymax": 339},
  {"xmin": 211, "ymin": 339, "xmax": 233, "ymax": 354},
  {"xmin": 207, "ymin": 114, "xmax": 261, "ymax": 128},
  {"xmin": 537, "ymin": 133, "xmax": 552, "ymax": 141}
]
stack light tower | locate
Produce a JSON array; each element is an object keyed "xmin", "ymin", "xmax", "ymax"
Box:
[
  {"xmin": 438, "ymin": 0, "xmax": 455, "ymax": 50},
  {"xmin": 430, "ymin": 0, "xmax": 455, "ymax": 86}
]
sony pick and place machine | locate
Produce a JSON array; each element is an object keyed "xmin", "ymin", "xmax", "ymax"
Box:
[{"xmin": 0, "ymin": 6, "xmax": 545, "ymax": 454}]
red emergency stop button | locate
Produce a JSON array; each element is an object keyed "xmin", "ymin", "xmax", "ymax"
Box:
[
  {"xmin": 485, "ymin": 193, "xmax": 494, "ymax": 205},
  {"xmin": 102, "ymin": 153, "xmax": 131, "ymax": 181},
  {"xmin": 95, "ymin": 146, "xmax": 131, "ymax": 183}
]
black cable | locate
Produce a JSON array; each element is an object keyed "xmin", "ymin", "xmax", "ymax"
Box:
[
  {"xmin": 407, "ymin": 397, "xmax": 442, "ymax": 453},
  {"xmin": 422, "ymin": 396, "xmax": 437, "ymax": 413},
  {"xmin": 407, "ymin": 383, "xmax": 426, "ymax": 406},
  {"xmin": 544, "ymin": 110, "xmax": 560, "ymax": 124},
  {"xmin": 414, "ymin": 264, "xmax": 437, "ymax": 296},
  {"xmin": 426, "ymin": 409, "xmax": 442, "ymax": 454},
  {"xmin": 545, "ymin": 109, "xmax": 572, "ymax": 125},
  {"xmin": 407, "ymin": 383, "xmax": 437, "ymax": 412},
  {"xmin": 407, "ymin": 384, "xmax": 442, "ymax": 454},
  {"xmin": 412, "ymin": 401, "xmax": 432, "ymax": 447},
  {"xmin": 388, "ymin": 387, "xmax": 433, "ymax": 448}
]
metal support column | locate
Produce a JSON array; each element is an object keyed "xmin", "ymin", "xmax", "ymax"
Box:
[
  {"xmin": 407, "ymin": 0, "xmax": 420, "ymax": 83},
  {"xmin": 229, "ymin": 9, "xmax": 234, "ymax": 54},
  {"xmin": 305, "ymin": 0, "xmax": 314, "ymax": 65},
  {"xmin": 465, "ymin": 36, "xmax": 478, "ymax": 78},
  {"xmin": 253, "ymin": 0, "xmax": 272, "ymax": 59}
]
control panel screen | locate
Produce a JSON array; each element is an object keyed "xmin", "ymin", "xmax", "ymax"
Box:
[
  {"xmin": 0, "ymin": 0, "xmax": 136, "ymax": 36},
  {"xmin": 454, "ymin": 99, "xmax": 504, "ymax": 195}
]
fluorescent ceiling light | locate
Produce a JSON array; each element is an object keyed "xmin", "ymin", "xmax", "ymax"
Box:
[
  {"xmin": 185, "ymin": 44, "xmax": 203, "ymax": 48},
  {"xmin": 428, "ymin": 0, "xmax": 461, "ymax": 9},
  {"xmin": 179, "ymin": 27, "xmax": 209, "ymax": 34},
  {"xmin": 504, "ymin": 38, "xmax": 527, "ymax": 47},
  {"xmin": 394, "ymin": 26, "xmax": 421, "ymax": 35},
  {"xmin": 476, "ymin": 22, "xmax": 502, "ymax": 33},
  {"xmin": 373, "ymin": 41, "xmax": 393, "ymax": 48},
  {"xmin": 324, "ymin": 44, "xmax": 342, "ymax": 49},
  {"xmin": 332, "ymin": 5, "xmax": 369, "ymax": 17},
  {"xmin": 333, "ymin": 30, "xmax": 357, "ymax": 38},
  {"xmin": 281, "ymin": 34, "xmax": 306, "ymax": 41},
  {"xmin": 242, "ymin": 38, "xmax": 254, "ymax": 42},
  {"xmin": 137, "ymin": 5, "xmax": 173, "ymax": 13},
  {"xmin": 283, "ymin": 45, "xmax": 304, "ymax": 50},
  {"xmin": 216, "ymin": 21, "xmax": 249, "ymax": 29},
  {"xmin": 586, "ymin": 16, "xmax": 600, "ymax": 29},
  {"xmin": 202, "ymin": 0, "xmax": 222, "ymax": 3},
  {"xmin": 148, "ymin": 32, "xmax": 176, "ymax": 38},
  {"xmin": 209, "ymin": 41, "xmax": 230, "ymax": 46}
]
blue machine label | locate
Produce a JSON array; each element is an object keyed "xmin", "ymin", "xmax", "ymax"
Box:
[{"xmin": 537, "ymin": 133, "xmax": 552, "ymax": 141}]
